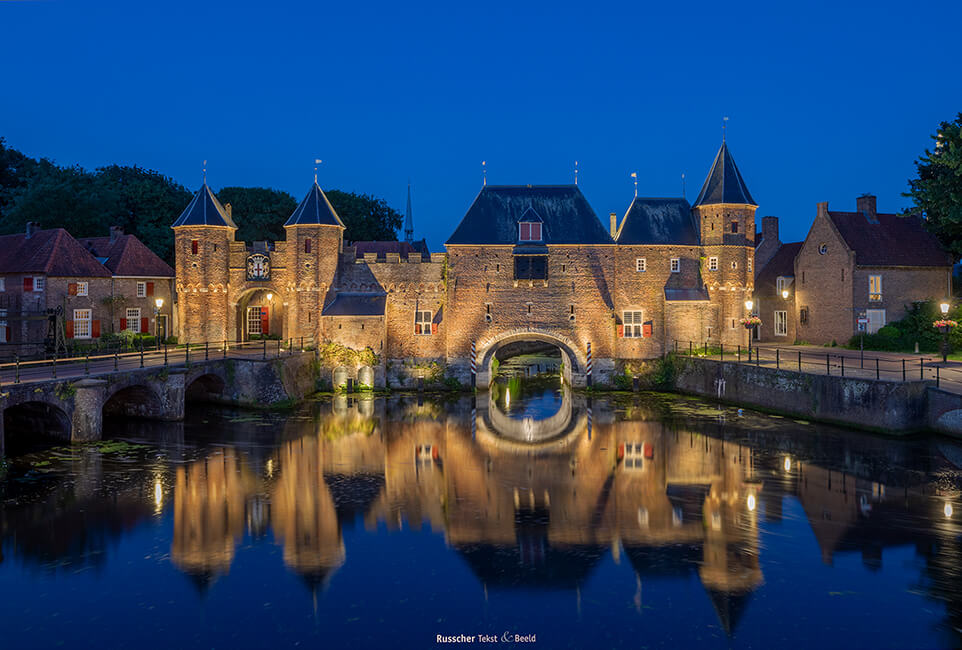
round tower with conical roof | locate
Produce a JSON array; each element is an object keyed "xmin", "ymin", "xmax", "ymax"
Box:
[
  {"xmin": 172, "ymin": 182, "xmax": 237, "ymax": 343},
  {"xmin": 283, "ymin": 182, "xmax": 345, "ymax": 341},
  {"xmin": 692, "ymin": 142, "xmax": 757, "ymax": 346}
]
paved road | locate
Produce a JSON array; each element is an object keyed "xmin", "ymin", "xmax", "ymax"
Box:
[{"xmin": 0, "ymin": 341, "xmax": 308, "ymax": 388}]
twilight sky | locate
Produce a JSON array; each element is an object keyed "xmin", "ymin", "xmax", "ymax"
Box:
[{"xmin": 2, "ymin": 0, "xmax": 960, "ymax": 251}]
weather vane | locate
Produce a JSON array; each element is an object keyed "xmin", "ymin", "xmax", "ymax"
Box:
[
  {"xmin": 482, "ymin": 160, "xmax": 487, "ymax": 187},
  {"xmin": 723, "ymin": 116, "xmax": 729, "ymax": 142},
  {"xmin": 202, "ymin": 159, "xmax": 207, "ymax": 184},
  {"xmin": 314, "ymin": 159, "xmax": 322, "ymax": 184},
  {"xmin": 630, "ymin": 172, "xmax": 638, "ymax": 197},
  {"xmin": 574, "ymin": 160, "xmax": 579, "ymax": 186}
]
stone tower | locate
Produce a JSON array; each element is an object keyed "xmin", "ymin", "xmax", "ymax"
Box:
[
  {"xmin": 692, "ymin": 141, "xmax": 758, "ymax": 345},
  {"xmin": 283, "ymin": 182, "xmax": 345, "ymax": 341},
  {"xmin": 172, "ymin": 182, "xmax": 236, "ymax": 342}
]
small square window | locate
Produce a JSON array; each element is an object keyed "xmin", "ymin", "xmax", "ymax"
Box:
[
  {"xmin": 519, "ymin": 222, "xmax": 542, "ymax": 242},
  {"xmin": 670, "ymin": 258, "xmax": 680, "ymax": 273},
  {"xmin": 731, "ymin": 261, "xmax": 738, "ymax": 270},
  {"xmin": 191, "ymin": 240, "xmax": 199, "ymax": 255},
  {"xmin": 708, "ymin": 257, "xmax": 718, "ymax": 271},
  {"xmin": 77, "ymin": 281, "xmax": 88, "ymax": 297},
  {"xmin": 34, "ymin": 276, "xmax": 45, "ymax": 291},
  {"xmin": 137, "ymin": 281, "xmax": 147, "ymax": 298},
  {"xmin": 636, "ymin": 258, "xmax": 646, "ymax": 272},
  {"xmin": 415, "ymin": 310, "xmax": 433, "ymax": 335}
]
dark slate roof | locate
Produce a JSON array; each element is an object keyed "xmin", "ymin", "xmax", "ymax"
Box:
[
  {"xmin": 171, "ymin": 183, "xmax": 236, "ymax": 228},
  {"xmin": 665, "ymin": 287, "xmax": 710, "ymax": 301},
  {"xmin": 79, "ymin": 234, "xmax": 174, "ymax": 277},
  {"xmin": 827, "ymin": 211, "xmax": 952, "ymax": 267},
  {"xmin": 285, "ymin": 183, "xmax": 345, "ymax": 228},
  {"xmin": 616, "ymin": 197, "xmax": 699, "ymax": 245},
  {"xmin": 693, "ymin": 142, "xmax": 756, "ymax": 207},
  {"xmin": 0, "ymin": 229, "xmax": 111, "ymax": 277},
  {"xmin": 446, "ymin": 185, "xmax": 613, "ymax": 245},
  {"xmin": 755, "ymin": 241, "xmax": 802, "ymax": 285},
  {"xmin": 322, "ymin": 293, "xmax": 386, "ymax": 316},
  {"xmin": 353, "ymin": 240, "xmax": 429, "ymax": 260}
]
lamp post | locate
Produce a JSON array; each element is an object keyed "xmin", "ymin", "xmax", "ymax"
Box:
[
  {"xmin": 154, "ymin": 297, "xmax": 164, "ymax": 342},
  {"xmin": 744, "ymin": 299, "xmax": 755, "ymax": 359},
  {"xmin": 938, "ymin": 301, "xmax": 952, "ymax": 363}
]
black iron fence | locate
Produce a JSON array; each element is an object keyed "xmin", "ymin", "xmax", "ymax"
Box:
[
  {"xmin": 671, "ymin": 339, "xmax": 961, "ymax": 389},
  {"xmin": 0, "ymin": 337, "xmax": 315, "ymax": 389}
]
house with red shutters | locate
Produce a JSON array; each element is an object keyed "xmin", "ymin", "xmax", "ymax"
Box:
[{"xmin": 0, "ymin": 222, "xmax": 174, "ymax": 354}]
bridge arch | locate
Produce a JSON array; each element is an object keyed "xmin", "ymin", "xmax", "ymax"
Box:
[
  {"xmin": 103, "ymin": 383, "xmax": 166, "ymax": 419},
  {"xmin": 476, "ymin": 329, "xmax": 587, "ymax": 388},
  {"xmin": 186, "ymin": 373, "xmax": 227, "ymax": 404},
  {"xmin": 3, "ymin": 400, "xmax": 72, "ymax": 447}
]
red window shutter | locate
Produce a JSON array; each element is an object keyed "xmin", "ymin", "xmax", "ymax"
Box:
[
  {"xmin": 120, "ymin": 317, "xmax": 127, "ymax": 330},
  {"xmin": 431, "ymin": 322, "xmax": 438, "ymax": 335},
  {"xmin": 91, "ymin": 320, "xmax": 101, "ymax": 338},
  {"xmin": 4, "ymin": 326, "xmax": 9, "ymax": 342},
  {"xmin": 643, "ymin": 322, "xmax": 653, "ymax": 338},
  {"xmin": 261, "ymin": 307, "xmax": 269, "ymax": 336},
  {"xmin": 66, "ymin": 320, "xmax": 74, "ymax": 338},
  {"xmin": 415, "ymin": 323, "xmax": 420, "ymax": 335},
  {"xmin": 23, "ymin": 277, "xmax": 33, "ymax": 292},
  {"xmin": 141, "ymin": 317, "xmax": 148, "ymax": 333},
  {"xmin": 68, "ymin": 283, "xmax": 77, "ymax": 296},
  {"xmin": 520, "ymin": 223, "xmax": 530, "ymax": 241},
  {"xmin": 146, "ymin": 282, "xmax": 154, "ymax": 296},
  {"xmin": 305, "ymin": 238, "xmax": 311, "ymax": 253},
  {"xmin": 617, "ymin": 324, "xmax": 624, "ymax": 338},
  {"xmin": 191, "ymin": 240, "xmax": 198, "ymax": 254}
]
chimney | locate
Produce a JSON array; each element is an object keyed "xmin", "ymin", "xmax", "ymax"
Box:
[
  {"xmin": 609, "ymin": 212, "xmax": 618, "ymax": 238},
  {"xmin": 225, "ymin": 202, "xmax": 233, "ymax": 219},
  {"xmin": 817, "ymin": 202, "xmax": 829, "ymax": 220},
  {"xmin": 857, "ymin": 194, "xmax": 877, "ymax": 221},
  {"xmin": 25, "ymin": 221, "xmax": 37, "ymax": 239},
  {"xmin": 761, "ymin": 216, "xmax": 779, "ymax": 244},
  {"xmin": 109, "ymin": 225, "xmax": 124, "ymax": 242}
]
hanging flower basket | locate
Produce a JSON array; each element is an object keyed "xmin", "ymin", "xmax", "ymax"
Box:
[
  {"xmin": 740, "ymin": 316, "xmax": 762, "ymax": 328},
  {"xmin": 933, "ymin": 319, "xmax": 958, "ymax": 332}
]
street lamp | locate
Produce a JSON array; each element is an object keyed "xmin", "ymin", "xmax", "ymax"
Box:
[
  {"xmin": 781, "ymin": 289, "xmax": 789, "ymax": 300},
  {"xmin": 154, "ymin": 297, "xmax": 164, "ymax": 342},
  {"xmin": 938, "ymin": 301, "xmax": 952, "ymax": 363},
  {"xmin": 744, "ymin": 299, "xmax": 755, "ymax": 359}
]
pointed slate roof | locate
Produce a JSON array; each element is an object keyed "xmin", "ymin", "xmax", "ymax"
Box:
[
  {"xmin": 446, "ymin": 185, "xmax": 612, "ymax": 245},
  {"xmin": 616, "ymin": 197, "xmax": 699, "ymax": 245},
  {"xmin": 285, "ymin": 183, "xmax": 345, "ymax": 228},
  {"xmin": 693, "ymin": 142, "xmax": 757, "ymax": 207},
  {"xmin": 171, "ymin": 183, "xmax": 236, "ymax": 228}
]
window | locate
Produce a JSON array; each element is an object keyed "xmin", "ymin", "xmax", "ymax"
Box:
[
  {"xmin": 519, "ymin": 222, "xmax": 542, "ymax": 242},
  {"xmin": 485, "ymin": 303, "xmax": 492, "ymax": 322},
  {"xmin": 869, "ymin": 275, "xmax": 882, "ymax": 301},
  {"xmin": 0, "ymin": 308, "xmax": 6, "ymax": 342},
  {"xmin": 670, "ymin": 258, "xmax": 680, "ymax": 273},
  {"xmin": 247, "ymin": 306, "xmax": 263, "ymax": 335},
  {"xmin": 305, "ymin": 238, "xmax": 312, "ymax": 253},
  {"xmin": 636, "ymin": 258, "xmax": 646, "ymax": 272},
  {"xmin": 125, "ymin": 308, "xmax": 141, "ymax": 333},
  {"xmin": 191, "ymin": 240, "xmax": 199, "ymax": 255},
  {"xmin": 74, "ymin": 309, "xmax": 92, "ymax": 339},
  {"xmin": 137, "ymin": 281, "xmax": 147, "ymax": 298},
  {"xmin": 569, "ymin": 305, "xmax": 575, "ymax": 322},
  {"xmin": 800, "ymin": 307, "xmax": 809, "ymax": 324},
  {"xmin": 708, "ymin": 257, "xmax": 718, "ymax": 271},
  {"xmin": 77, "ymin": 281, "xmax": 88, "ymax": 297},
  {"xmin": 514, "ymin": 256, "xmax": 547, "ymax": 280},
  {"xmin": 748, "ymin": 258, "xmax": 752, "ymax": 272},
  {"xmin": 731, "ymin": 261, "xmax": 738, "ymax": 269},
  {"xmin": 774, "ymin": 310, "xmax": 788, "ymax": 336},
  {"xmin": 623, "ymin": 310, "xmax": 644, "ymax": 337},
  {"xmin": 776, "ymin": 276, "xmax": 788, "ymax": 294},
  {"xmin": 818, "ymin": 243, "xmax": 828, "ymax": 255},
  {"xmin": 415, "ymin": 310, "xmax": 433, "ymax": 335},
  {"xmin": 34, "ymin": 276, "xmax": 45, "ymax": 292},
  {"xmin": 731, "ymin": 221, "xmax": 739, "ymax": 234},
  {"xmin": 0, "ymin": 277, "xmax": 5, "ymax": 292},
  {"xmin": 866, "ymin": 309, "xmax": 886, "ymax": 334},
  {"xmin": 622, "ymin": 443, "xmax": 645, "ymax": 471}
]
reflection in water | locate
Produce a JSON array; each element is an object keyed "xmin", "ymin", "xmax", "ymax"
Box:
[{"xmin": 1, "ymin": 386, "xmax": 961, "ymax": 647}]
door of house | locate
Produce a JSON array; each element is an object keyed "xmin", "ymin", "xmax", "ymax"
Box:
[
  {"xmin": 247, "ymin": 306, "xmax": 268, "ymax": 338},
  {"xmin": 157, "ymin": 314, "xmax": 169, "ymax": 340},
  {"xmin": 866, "ymin": 309, "xmax": 886, "ymax": 334}
]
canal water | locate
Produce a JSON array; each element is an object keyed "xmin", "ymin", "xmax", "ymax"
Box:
[{"xmin": 1, "ymin": 381, "xmax": 961, "ymax": 649}]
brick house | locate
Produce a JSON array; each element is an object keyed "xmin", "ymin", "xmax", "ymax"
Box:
[
  {"xmin": 0, "ymin": 223, "xmax": 175, "ymax": 354},
  {"xmin": 754, "ymin": 195, "xmax": 953, "ymax": 346},
  {"xmin": 175, "ymin": 141, "xmax": 758, "ymax": 386}
]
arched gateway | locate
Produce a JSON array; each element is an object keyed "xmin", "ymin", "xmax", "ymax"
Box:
[{"xmin": 476, "ymin": 329, "xmax": 587, "ymax": 387}]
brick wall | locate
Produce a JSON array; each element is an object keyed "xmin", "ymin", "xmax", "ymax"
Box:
[
  {"xmin": 794, "ymin": 206, "xmax": 855, "ymax": 345},
  {"xmin": 852, "ymin": 266, "xmax": 951, "ymax": 326},
  {"xmin": 175, "ymin": 225, "xmax": 233, "ymax": 343}
]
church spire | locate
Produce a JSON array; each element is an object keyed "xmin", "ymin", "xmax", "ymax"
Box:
[
  {"xmin": 693, "ymin": 141, "xmax": 756, "ymax": 207},
  {"xmin": 404, "ymin": 182, "xmax": 414, "ymax": 243}
]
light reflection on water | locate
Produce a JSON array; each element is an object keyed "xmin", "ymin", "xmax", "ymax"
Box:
[{"xmin": 0, "ymin": 383, "xmax": 961, "ymax": 649}]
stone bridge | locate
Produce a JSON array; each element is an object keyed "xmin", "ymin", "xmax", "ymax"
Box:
[{"xmin": 0, "ymin": 353, "xmax": 318, "ymax": 456}]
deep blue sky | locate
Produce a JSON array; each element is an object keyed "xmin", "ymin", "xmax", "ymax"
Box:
[{"xmin": 2, "ymin": 0, "xmax": 960, "ymax": 251}]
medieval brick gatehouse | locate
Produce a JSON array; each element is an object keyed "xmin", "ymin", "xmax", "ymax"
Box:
[{"xmin": 174, "ymin": 142, "xmax": 756, "ymax": 387}]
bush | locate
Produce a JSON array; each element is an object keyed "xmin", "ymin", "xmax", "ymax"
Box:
[{"xmin": 613, "ymin": 373, "xmax": 633, "ymax": 390}]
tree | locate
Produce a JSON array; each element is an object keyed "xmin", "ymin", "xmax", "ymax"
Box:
[
  {"xmin": 906, "ymin": 113, "xmax": 962, "ymax": 259},
  {"xmin": 215, "ymin": 186, "xmax": 296, "ymax": 243},
  {"xmin": 326, "ymin": 189, "xmax": 402, "ymax": 242}
]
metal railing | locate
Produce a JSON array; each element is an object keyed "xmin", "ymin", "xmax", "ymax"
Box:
[
  {"xmin": 671, "ymin": 339, "xmax": 962, "ymax": 389},
  {"xmin": 0, "ymin": 336, "xmax": 315, "ymax": 389}
]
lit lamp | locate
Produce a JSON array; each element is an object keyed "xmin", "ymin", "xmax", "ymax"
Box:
[
  {"xmin": 154, "ymin": 297, "xmax": 164, "ymax": 341},
  {"xmin": 781, "ymin": 289, "xmax": 790, "ymax": 300},
  {"xmin": 743, "ymin": 299, "xmax": 756, "ymax": 359},
  {"xmin": 936, "ymin": 301, "xmax": 954, "ymax": 363}
]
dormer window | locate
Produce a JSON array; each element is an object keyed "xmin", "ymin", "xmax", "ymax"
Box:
[{"xmin": 519, "ymin": 221, "xmax": 542, "ymax": 242}]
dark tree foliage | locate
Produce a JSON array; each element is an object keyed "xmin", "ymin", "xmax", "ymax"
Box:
[
  {"xmin": 216, "ymin": 186, "xmax": 296, "ymax": 243},
  {"xmin": 906, "ymin": 113, "xmax": 962, "ymax": 258},
  {"xmin": 326, "ymin": 189, "xmax": 402, "ymax": 243}
]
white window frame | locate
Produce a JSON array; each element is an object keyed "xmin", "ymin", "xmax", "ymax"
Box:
[
  {"xmin": 247, "ymin": 306, "xmax": 263, "ymax": 335},
  {"xmin": 0, "ymin": 308, "xmax": 7, "ymax": 342},
  {"xmin": 866, "ymin": 309, "xmax": 886, "ymax": 334},
  {"xmin": 136, "ymin": 281, "xmax": 147, "ymax": 298},
  {"xmin": 635, "ymin": 258, "xmax": 646, "ymax": 272},
  {"xmin": 0, "ymin": 277, "xmax": 5, "ymax": 292},
  {"xmin": 415, "ymin": 309, "xmax": 433, "ymax": 335},
  {"xmin": 77, "ymin": 281, "xmax": 89, "ymax": 297},
  {"xmin": 74, "ymin": 309, "xmax": 92, "ymax": 339},
  {"xmin": 776, "ymin": 276, "xmax": 787, "ymax": 293},
  {"xmin": 518, "ymin": 222, "xmax": 542, "ymax": 242},
  {"xmin": 670, "ymin": 258, "xmax": 680, "ymax": 273},
  {"xmin": 708, "ymin": 256, "xmax": 718, "ymax": 271},
  {"xmin": 34, "ymin": 276, "xmax": 45, "ymax": 292},
  {"xmin": 622, "ymin": 442, "xmax": 645, "ymax": 471},
  {"xmin": 125, "ymin": 307, "xmax": 141, "ymax": 333},
  {"xmin": 774, "ymin": 310, "xmax": 788, "ymax": 337},
  {"xmin": 869, "ymin": 275, "xmax": 882, "ymax": 302},
  {"xmin": 623, "ymin": 310, "xmax": 644, "ymax": 337}
]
